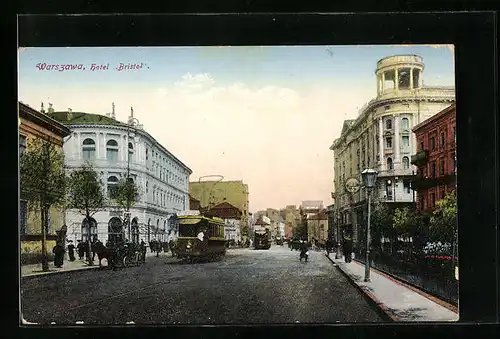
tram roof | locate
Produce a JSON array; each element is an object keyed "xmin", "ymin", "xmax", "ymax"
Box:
[{"xmin": 177, "ymin": 215, "xmax": 225, "ymax": 224}]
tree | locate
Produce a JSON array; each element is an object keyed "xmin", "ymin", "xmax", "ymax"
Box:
[
  {"xmin": 392, "ymin": 207, "xmax": 414, "ymax": 239},
  {"xmin": 370, "ymin": 201, "xmax": 393, "ymax": 251},
  {"xmin": 112, "ymin": 177, "xmax": 141, "ymax": 242},
  {"xmin": 20, "ymin": 137, "xmax": 67, "ymax": 271},
  {"xmin": 429, "ymin": 191, "xmax": 456, "ymax": 243},
  {"xmin": 67, "ymin": 163, "xmax": 106, "ymax": 266}
]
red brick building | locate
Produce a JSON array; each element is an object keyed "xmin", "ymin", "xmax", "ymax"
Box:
[{"xmin": 411, "ymin": 104, "xmax": 456, "ymax": 213}]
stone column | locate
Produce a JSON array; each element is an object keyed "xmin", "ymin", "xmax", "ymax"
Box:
[
  {"xmin": 376, "ymin": 74, "xmax": 380, "ymax": 95},
  {"xmin": 77, "ymin": 132, "xmax": 81, "ymax": 160},
  {"xmin": 410, "ymin": 68, "xmax": 414, "ymax": 89},
  {"xmin": 378, "ymin": 117, "xmax": 384, "ymax": 170},
  {"xmin": 394, "ymin": 114, "xmax": 400, "ymax": 168},
  {"xmin": 394, "ymin": 69, "xmax": 399, "ymax": 91},
  {"xmin": 381, "ymin": 72, "xmax": 385, "ymax": 92},
  {"xmin": 419, "ymin": 71, "xmax": 423, "ymax": 88}
]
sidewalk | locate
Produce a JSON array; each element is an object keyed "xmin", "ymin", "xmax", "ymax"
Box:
[
  {"xmin": 21, "ymin": 251, "xmax": 173, "ymax": 278},
  {"xmin": 326, "ymin": 253, "xmax": 459, "ymax": 322}
]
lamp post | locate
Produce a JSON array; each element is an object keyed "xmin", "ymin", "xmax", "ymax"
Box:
[
  {"xmin": 126, "ymin": 109, "xmax": 140, "ymax": 243},
  {"xmin": 361, "ymin": 169, "xmax": 378, "ymax": 282}
]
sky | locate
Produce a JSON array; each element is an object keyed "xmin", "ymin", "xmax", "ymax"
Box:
[{"xmin": 18, "ymin": 45, "xmax": 455, "ymax": 213}]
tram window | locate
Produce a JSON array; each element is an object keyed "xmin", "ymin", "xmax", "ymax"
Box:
[{"xmin": 179, "ymin": 224, "xmax": 197, "ymax": 237}]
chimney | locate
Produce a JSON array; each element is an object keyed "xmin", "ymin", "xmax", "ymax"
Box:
[
  {"xmin": 40, "ymin": 102, "xmax": 45, "ymax": 113},
  {"xmin": 67, "ymin": 108, "xmax": 73, "ymax": 120},
  {"xmin": 48, "ymin": 103, "xmax": 54, "ymax": 114},
  {"xmin": 128, "ymin": 106, "xmax": 134, "ymax": 124},
  {"xmin": 111, "ymin": 102, "xmax": 116, "ymax": 119}
]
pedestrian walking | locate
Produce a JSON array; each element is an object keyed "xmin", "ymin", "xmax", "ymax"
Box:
[
  {"xmin": 169, "ymin": 239, "xmax": 176, "ymax": 257},
  {"xmin": 91, "ymin": 237, "xmax": 98, "ymax": 261},
  {"xmin": 343, "ymin": 234, "xmax": 353, "ymax": 263},
  {"xmin": 77, "ymin": 240, "xmax": 84, "ymax": 260},
  {"xmin": 139, "ymin": 240, "xmax": 147, "ymax": 263},
  {"xmin": 67, "ymin": 240, "xmax": 76, "ymax": 262},
  {"xmin": 52, "ymin": 241, "xmax": 65, "ymax": 268}
]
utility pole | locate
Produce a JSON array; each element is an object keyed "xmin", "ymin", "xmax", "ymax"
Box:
[{"xmin": 126, "ymin": 106, "xmax": 139, "ymax": 243}]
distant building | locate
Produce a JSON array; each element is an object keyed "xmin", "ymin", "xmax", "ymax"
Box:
[
  {"xmin": 307, "ymin": 209, "xmax": 329, "ymax": 243},
  {"xmin": 411, "ymin": 104, "xmax": 456, "ymax": 214},
  {"xmin": 189, "ymin": 180, "xmax": 249, "ymax": 239},
  {"xmin": 326, "ymin": 204, "xmax": 336, "ymax": 240},
  {"xmin": 19, "ymin": 102, "xmax": 71, "ymax": 264}
]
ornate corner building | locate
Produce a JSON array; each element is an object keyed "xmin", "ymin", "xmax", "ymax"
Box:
[
  {"xmin": 329, "ymin": 55, "xmax": 455, "ymax": 245},
  {"xmin": 47, "ymin": 104, "xmax": 192, "ymax": 245}
]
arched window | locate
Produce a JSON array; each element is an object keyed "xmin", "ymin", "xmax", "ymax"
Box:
[
  {"xmin": 106, "ymin": 140, "xmax": 119, "ymax": 162},
  {"xmin": 387, "ymin": 157, "xmax": 393, "ymax": 170},
  {"xmin": 401, "ymin": 117, "xmax": 409, "ymax": 130},
  {"xmin": 402, "ymin": 156, "xmax": 410, "ymax": 169},
  {"xmin": 108, "ymin": 217, "xmax": 123, "ymax": 244},
  {"xmin": 82, "ymin": 138, "xmax": 96, "ymax": 161},
  {"xmin": 128, "ymin": 142, "xmax": 134, "ymax": 164},
  {"xmin": 81, "ymin": 217, "xmax": 98, "ymax": 242},
  {"xmin": 107, "ymin": 176, "xmax": 119, "ymax": 199},
  {"xmin": 385, "ymin": 119, "xmax": 392, "ymax": 130}
]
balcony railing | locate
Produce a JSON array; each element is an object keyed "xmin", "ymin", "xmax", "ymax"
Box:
[
  {"xmin": 411, "ymin": 150, "xmax": 429, "ymax": 166},
  {"xmin": 411, "ymin": 173, "xmax": 456, "ymax": 191}
]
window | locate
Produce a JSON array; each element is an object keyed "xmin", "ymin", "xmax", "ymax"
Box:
[
  {"xmin": 402, "ymin": 156, "xmax": 410, "ymax": 169},
  {"xmin": 386, "ymin": 119, "xmax": 392, "ymax": 129},
  {"xmin": 430, "ymin": 137, "xmax": 436, "ymax": 150},
  {"xmin": 440, "ymin": 158, "xmax": 445, "ymax": 176},
  {"xmin": 128, "ymin": 142, "xmax": 134, "ymax": 163},
  {"xmin": 20, "ymin": 200, "xmax": 28, "ymax": 234},
  {"xmin": 107, "ymin": 176, "xmax": 119, "ymax": 199},
  {"xmin": 146, "ymin": 181, "xmax": 149, "ymax": 194},
  {"xmin": 402, "ymin": 135, "xmax": 409, "ymax": 148},
  {"xmin": 401, "ymin": 118, "xmax": 409, "ymax": 130},
  {"xmin": 440, "ymin": 132, "xmax": 445, "ymax": 148},
  {"xmin": 82, "ymin": 138, "xmax": 96, "ymax": 160},
  {"xmin": 106, "ymin": 140, "xmax": 119, "ymax": 162},
  {"xmin": 452, "ymin": 153, "xmax": 457, "ymax": 173},
  {"xmin": 440, "ymin": 188, "xmax": 446, "ymax": 200},
  {"xmin": 419, "ymin": 195, "xmax": 425, "ymax": 210},
  {"xmin": 419, "ymin": 141, "xmax": 424, "ymax": 151},
  {"xmin": 386, "ymin": 180, "xmax": 393, "ymax": 200},
  {"xmin": 430, "ymin": 192, "xmax": 436, "ymax": 207},
  {"xmin": 19, "ymin": 134, "xmax": 27, "ymax": 156},
  {"xmin": 386, "ymin": 137, "xmax": 392, "ymax": 148},
  {"xmin": 452, "ymin": 126, "xmax": 456, "ymax": 141},
  {"xmin": 403, "ymin": 180, "xmax": 411, "ymax": 194},
  {"xmin": 387, "ymin": 157, "xmax": 393, "ymax": 170},
  {"xmin": 430, "ymin": 162, "xmax": 436, "ymax": 178},
  {"xmin": 82, "ymin": 217, "xmax": 98, "ymax": 242}
]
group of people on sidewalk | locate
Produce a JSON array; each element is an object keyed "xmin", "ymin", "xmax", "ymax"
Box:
[{"xmin": 49, "ymin": 237, "xmax": 178, "ymax": 269}]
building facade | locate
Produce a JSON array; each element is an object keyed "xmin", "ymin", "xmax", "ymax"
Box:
[
  {"xmin": 48, "ymin": 104, "xmax": 192, "ymax": 244},
  {"xmin": 411, "ymin": 104, "xmax": 456, "ymax": 214},
  {"xmin": 306, "ymin": 210, "xmax": 329, "ymax": 244},
  {"xmin": 330, "ymin": 55, "xmax": 455, "ymax": 246},
  {"xmin": 189, "ymin": 180, "xmax": 250, "ymax": 239},
  {"xmin": 19, "ymin": 102, "xmax": 71, "ymax": 263}
]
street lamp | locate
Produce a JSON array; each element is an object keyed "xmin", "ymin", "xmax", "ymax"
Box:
[
  {"xmin": 361, "ymin": 168, "xmax": 378, "ymax": 282},
  {"xmin": 126, "ymin": 109, "xmax": 140, "ymax": 243}
]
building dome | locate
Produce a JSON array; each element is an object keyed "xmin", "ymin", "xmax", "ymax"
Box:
[{"xmin": 375, "ymin": 54, "xmax": 425, "ymax": 96}]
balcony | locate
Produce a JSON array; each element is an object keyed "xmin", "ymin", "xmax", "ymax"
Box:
[
  {"xmin": 411, "ymin": 150, "xmax": 429, "ymax": 166},
  {"xmin": 411, "ymin": 173, "xmax": 456, "ymax": 191}
]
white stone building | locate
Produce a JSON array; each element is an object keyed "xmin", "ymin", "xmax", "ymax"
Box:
[
  {"xmin": 48, "ymin": 104, "xmax": 192, "ymax": 244},
  {"xmin": 330, "ymin": 54, "xmax": 455, "ymax": 243}
]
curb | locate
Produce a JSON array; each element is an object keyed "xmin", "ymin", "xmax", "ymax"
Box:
[
  {"xmin": 325, "ymin": 253, "xmax": 399, "ymax": 322},
  {"xmin": 21, "ymin": 265, "xmax": 102, "ymax": 279},
  {"xmin": 351, "ymin": 258, "xmax": 458, "ymax": 314}
]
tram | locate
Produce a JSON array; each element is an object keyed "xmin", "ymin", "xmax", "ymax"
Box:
[
  {"xmin": 254, "ymin": 228, "xmax": 271, "ymax": 250},
  {"xmin": 175, "ymin": 212, "xmax": 226, "ymax": 261}
]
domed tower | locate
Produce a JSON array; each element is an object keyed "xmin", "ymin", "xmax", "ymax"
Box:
[{"xmin": 375, "ymin": 55, "xmax": 424, "ymax": 96}]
